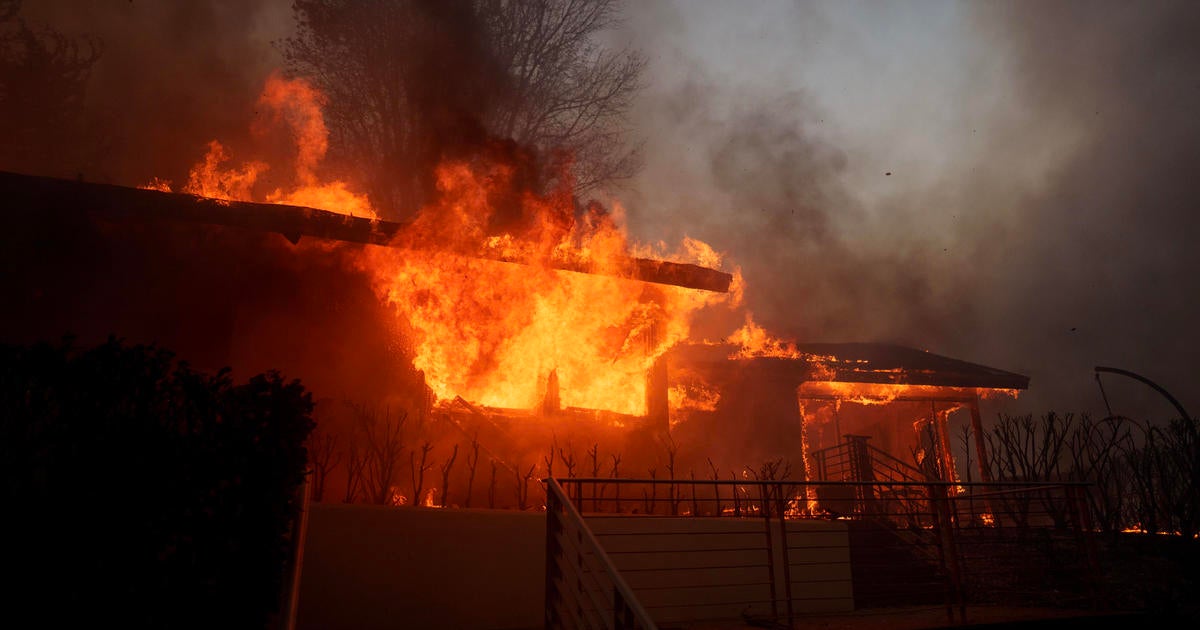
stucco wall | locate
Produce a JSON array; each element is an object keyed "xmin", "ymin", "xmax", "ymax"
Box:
[
  {"xmin": 296, "ymin": 504, "xmax": 547, "ymax": 630},
  {"xmin": 296, "ymin": 504, "xmax": 853, "ymax": 629}
]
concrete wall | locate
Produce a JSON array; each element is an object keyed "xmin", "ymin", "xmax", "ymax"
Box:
[
  {"xmin": 296, "ymin": 504, "xmax": 546, "ymax": 630},
  {"xmin": 587, "ymin": 516, "xmax": 853, "ymax": 625},
  {"xmin": 296, "ymin": 506, "xmax": 853, "ymax": 630}
]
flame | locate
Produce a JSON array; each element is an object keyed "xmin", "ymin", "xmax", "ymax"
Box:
[
  {"xmin": 668, "ymin": 382, "xmax": 721, "ymax": 412},
  {"xmin": 141, "ymin": 177, "xmax": 172, "ymax": 192},
  {"xmin": 150, "ymin": 73, "xmax": 377, "ymax": 219},
  {"xmin": 145, "ymin": 72, "xmax": 1025, "ymax": 424},
  {"xmin": 728, "ymin": 316, "xmax": 800, "ymax": 358},
  {"xmin": 799, "ymin": 381, "xmax": 1019, "ymax": 406},
  {"xmin": 361, "ymin": 160, "xmax": 726, "ymax": 415},
  {"xmin": 726, "ymin": 316, "xmax": 837, "ymax": 379},
  {"xmin": 183, "ymin": 140, "xmax": 267, "ymax": 202},
  {"xmin": 148, "ymin": 73, "xmax": 732, "ymax": 417}
]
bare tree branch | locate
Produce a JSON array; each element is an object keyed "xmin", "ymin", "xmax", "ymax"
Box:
[{"xmin": 283, "ymin": 0, "xmax": 643, "ymax": 218}]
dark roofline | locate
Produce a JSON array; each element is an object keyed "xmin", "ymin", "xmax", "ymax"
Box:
[
  {"xmin": 0, "ymin": 170, "xmax": 732, "ymax": 293},
  {"xmin": 668, "ymin": 342, "xmax": 1030, "ymax": 391}
]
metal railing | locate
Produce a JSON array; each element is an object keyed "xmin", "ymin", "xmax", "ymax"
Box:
[
  {"xmin": 810, "ymin": 435, "xmax": 927, "ymax": 486},
  {"xmin": 550, "ymin": 477, "xmax": 1099, "ymax": 627},
  {"xmin": 545, "ymin": 477, "xmax": 656, "ymax": 630}
]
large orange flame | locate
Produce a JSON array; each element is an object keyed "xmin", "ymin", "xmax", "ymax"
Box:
[
  {"xmin": 360, "ymin": 160, "xmax": 726, "ymax": 415},
  {"xmin": 159, "ymin": 74, "xmax": 731, "ymax": 416}
]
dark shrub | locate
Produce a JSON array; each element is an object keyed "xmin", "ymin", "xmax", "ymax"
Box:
[{"xmin": 0, "ymin": 337, "xmax": 314, "ymax": 629}]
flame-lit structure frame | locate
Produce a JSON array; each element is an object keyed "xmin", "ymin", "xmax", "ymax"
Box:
[{"xmin": 2, "ymin": 170, "xmax": 1030, "ymax": 486}]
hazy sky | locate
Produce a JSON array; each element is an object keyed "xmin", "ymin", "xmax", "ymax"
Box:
[
  {"xmin": 21, "ymin": 0, "xmax": 1199, "ymax": 420},
  {"xmin": 616, "ymin": 0, "xmax": 1199, "ymax": 421}
]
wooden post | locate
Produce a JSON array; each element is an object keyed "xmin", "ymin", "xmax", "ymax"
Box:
[
  {"xmin": 932, "ymin": 402, "xmax": 956, "ymax": 484},
  {"xmin": 644, "ymin": 324, "xmax": 670, "ymax": 435},
  {"xmin": 968, "ymin": 394, "xmax": 992, "ymax": 483}
]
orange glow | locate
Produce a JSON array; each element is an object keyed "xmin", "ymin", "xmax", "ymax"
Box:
[
  {"xmin": 726, "ymin": 316, "xmax": 837, "ymax": 378},
  {"xmin": 146, "ymin": 73, "xmax": 1027, "ymax": 424},
  {"xmin": 151, "ymin": 74, "xmax": 378, "ymax": 220},
  {"xmin": 799, "ymin": 381, "xmax": 1019, "ymax": 406},
  {"xmin": 668, "ymin": 382, "xmax": 721, "ymax": 412},
  {"xmin": 152, "ymin": 74, "xmax": 731, "ymax": 417},
  {"xmin": 140, "ymin": 177, "xmax": 172, "ymax": 192},
  {"xmin": 183, "ymin": 140, "xmax": 267, "ymax": 202},
  {"xmin": 360, "ymin": 160, "xmax": 727, "ymax": 415}
]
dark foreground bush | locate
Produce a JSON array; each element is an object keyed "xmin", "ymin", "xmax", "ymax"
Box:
[{"xmin": 0, "ymin": 337, "xmax": 314, "ymax": 629}]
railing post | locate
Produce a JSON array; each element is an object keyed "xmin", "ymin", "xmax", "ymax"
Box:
[
  {"xmin": 1066, "ymin": 484, "xmax": 1101, "ymax": 609},
  {"xmin": 846, "ymin": 435, "xmax": 876, "ymax": 515},
  {"xmin": 774, "ymin": 482, "xmax": 795, "ymax": 629},
  {"xmin": 929, "ymin": 483, "xmax": 965, "ymax": 625},
  {"xmin": 760, "ymin": 484, "xmax": 779, "ymax": 620},
  {"xmin": 613, "ymin": 587, "xmax": 631, "ymax": 630},
  {"xmin": 544, "ymin": 483, "xmax": 562, "ymax": 630}
]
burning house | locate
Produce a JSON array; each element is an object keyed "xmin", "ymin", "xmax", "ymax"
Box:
[
  {"xmin": 2, "ymin": 162, "xmax": 1027, "ymax": 498},
  {"xmin": 2, "ymin": 72, "xmax": 1037, "ymax": 497}
]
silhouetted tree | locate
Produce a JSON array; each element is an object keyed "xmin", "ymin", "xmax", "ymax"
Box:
[
  {"xmin": 282, "ymin": 0, "xmax": 644, "ymax": 217},
  {"xmin": 360, "ymin": 405, "xmax": 408, "ymax": 505},
  {"xmin": 0, "ymin": 0, "xmax": 102, "ymax": 177},
  {"xmin": 1, "ymin": 337, "xmax": 314, "ymax": 629},
  {"xmin": 307, "ymin": 425, "xmax": 341, "ymax": 502}
]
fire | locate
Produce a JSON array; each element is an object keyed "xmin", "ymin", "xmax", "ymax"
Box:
[
  {"xmin": 798, "ymin": 381, "xmax": 1019, "ymax": 406},
  {"xmin": 147, "ymin": 73, "xmax": 1023, "ymax": 423},
  {"xmin": 148, "ymin": 73, "xmax": 732, "ymax": 417},
  {"xmin": 728, "ymin": 316, "xmax": 802, "ymax": 359},
  {"xmin": 361, "ymin": 160, "xmax": 726, "ymax": 415},
  {"xmin": 726, "ymin": 316, "xmax": 837, "ymax": 380},
  {"xmin": 668, "ymin": 382, "xmax": 721, "ymax": 412},
  {"xmin": 146, "ymin": 73, "xmax": 377, "ymax": 220}
]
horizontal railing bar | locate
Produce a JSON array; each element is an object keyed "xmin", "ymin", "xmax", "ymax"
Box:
[
  {"xmin": 785, "ymin": 560, "xmax": 854, "ymax": 567},
  {"xmin": 556, "ymin": 478, "xmax": 1089, "ymax": 488},
  {"xmin": 553, "ymin": 550, "xmax": 612, "ymax": 615},
  {"xmin": 631, "ymin": 581, "xmax": 773, "ymax": 591},
  {"xmin": 643, "ymin": 599, "xmax": 774, "ymax": 609},
  {"xmin": 604, "ymin": 547, "xmax": 769, "ymax": 554},
  {"xmin": 619, "ymin": 563, "xmax": 769, "ymax": 572},
  {"xmin": 546, "ymin": 478, "xmax": 656, "ymax": 630},
  {"xmin": 595, "ymin": 531, "xmax": 766, "ymax": 537}
]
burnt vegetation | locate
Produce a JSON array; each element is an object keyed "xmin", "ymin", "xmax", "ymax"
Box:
[{"xmin": 964, "ymin": 410, "xmax": 1200, "ymax": 615}]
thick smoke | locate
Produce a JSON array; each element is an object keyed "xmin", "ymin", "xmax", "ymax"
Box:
[
  {"xmin": 11, "ymin": 0, "xmax": 289, "ymax": 186},
  {"xmin": 624, "ymin": 0, "xmax": 1200, "ymax": 421},
  {"xmin": 953, "ymin": 1, "xmax": 1200, "ymax": 418},
  {"xmin": 8, "ymin": 1, "xmax": 1198, "ymax": 423}
]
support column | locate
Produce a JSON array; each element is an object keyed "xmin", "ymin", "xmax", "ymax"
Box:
[
  {"xmin": 934, "ymin": 403, "xmax": 956, "ymax": 484},
  {"xmin": 644, "ymin": 325, "xmax": 670, "ymax": 435},
  {"xmin": 968, "ymin": 394, "xmax": 992, "ymax": 483}
]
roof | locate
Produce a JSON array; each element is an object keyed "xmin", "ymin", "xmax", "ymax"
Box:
[
  {"xmin": 668, "ymin": 342, "xmax": 1030, "ymax": 391},
  {"xmin": 0, "ymin": 170, "xmax": 732, "ymax": 293}
]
